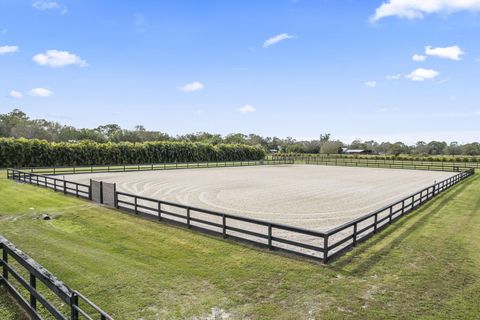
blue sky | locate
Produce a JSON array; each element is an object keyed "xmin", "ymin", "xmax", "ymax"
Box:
[{"xmin": 1, "ymin": 0, "xmax": 480, "ymax": 143}]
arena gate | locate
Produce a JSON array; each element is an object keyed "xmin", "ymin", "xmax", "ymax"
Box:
[{"xmin": 90, "ymin": 179, "xmax": 116, "ymax": 206}]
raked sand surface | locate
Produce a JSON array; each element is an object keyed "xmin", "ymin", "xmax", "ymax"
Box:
[{"xmin": 63, "ymin": 164, "xmax": 455, "ymax": 232}]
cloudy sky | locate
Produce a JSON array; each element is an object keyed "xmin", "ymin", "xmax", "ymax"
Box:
[{"xmin": 1, "ymin": 0, "xmax": 480, "ymax": 143}]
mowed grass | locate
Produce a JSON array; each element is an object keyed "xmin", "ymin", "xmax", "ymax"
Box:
[{"xmin": 1, "ymin": 171, "xmax": 480, "ymax": 319}]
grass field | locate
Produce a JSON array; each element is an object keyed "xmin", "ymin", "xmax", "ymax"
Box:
[{"xmin": 1, "ymin": 170, "xmax": 480, "ymax": 319}]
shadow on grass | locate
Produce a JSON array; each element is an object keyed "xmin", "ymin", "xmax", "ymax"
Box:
[
  {"xmin": 330, "ymin": 174, "xmax": 478, "ymax": 275},
  {"xmin": 0, "ymin": 287, "xmax": 28, "ymax": 320}
]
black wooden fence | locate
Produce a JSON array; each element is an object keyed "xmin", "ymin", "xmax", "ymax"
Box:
[
  {"xmin": 7, "ymin": 169, "xmax": 90, "ymax": 200},
  {"xmin": 271, "ymin": 155, "xmax": 480, "ymax": 170},
  {"xmin": 0, "ymin": 236, "xmax": 112, "ymax": 320},
  {"xmin": 19, "ymin": 159, "xmax": 294, "ymax": 176},
  {"xmin": 324, "ymin": 168, "xmax": 474, "ymax": 260},
  {"xmin": 6, "ymin": 163, "xmax": 475, "ymax": 263}
]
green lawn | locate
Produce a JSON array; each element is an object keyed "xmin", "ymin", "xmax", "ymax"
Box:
[
  {"xmin": 0, "ymin": 288, "xmax": 27, "ymax": 320},
  {"xmin": 1, "ymin": 171, "xmax": 480, "ymax": 319}
]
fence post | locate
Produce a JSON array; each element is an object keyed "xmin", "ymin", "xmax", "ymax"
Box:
[
  {"xmin": 353, "ymin": 223, "xmax": 357, "ymax": 246},
  {"xmin": 323, "ymin": 235, "xmax": 329, "ymax": 264},
  {"xmin": 29, "ymin": 273, "xmax": 37, "ymax": 310},
  {"xmin": 114, "ymin": 184, "xmax": 118, "ymax": 208},
  {"xmin": 134, "ymin": 197, "xmax": 138, "ymax": 214},
  {"xmin": 70, "ymin": 292, "xmax": 79, "ymax": 320},
  {"xmin": 63, "ymin": 180, "xmax": 67, "ymax": 195},
  {"xmin": 186, "ymin": 208, "xmax": 190, "ymax": 228},
  {"xmin": 374, "ymin": 214, "xmax": 378, "ymax": 233},
  {"xmin": 268, "ymin": 224, "xmax": 273, "ymax": 250},
  {"xmin": 222, "ymin": 215, "xmax": 227, "ymax": 238},
  {"xmin": 100, "ymin": 182, "xmax": 104, "ymax": 204},
  {"xmin": 2, "ymin": 248, "xmax": 8, "ymax": 281},
  {"xmin": 88, "ymin": 179, "xmax": 92, "ymax": 200},
  {"xmin": 389, "ymin": 206, "xmax": 393, "ymax": 224}
]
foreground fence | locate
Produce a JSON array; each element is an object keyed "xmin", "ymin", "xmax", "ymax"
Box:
[
  {"xmin": 7, "ymin": 161, "xmax": 475, "ymax": 263},
  {"xmin": 0, "ymin": 236, "xmax": 112, "ymax": 320}
]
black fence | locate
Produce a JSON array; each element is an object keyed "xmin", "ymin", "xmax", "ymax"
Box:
[
  {"xmin": 271, "ymin": 155, "xmax": 480, "ymax": 169},
  {"xmin": 6, "ymin": 162, "xmax": 475, "ymax": 263},
  {"xmin": 0, "ymin": 236, "xmax": 112, "ymax": 320},
  {"xmin": 18, "ymin": 159, "xmax": 294, "ymax": 176},
  {"xmin": 115, "ymin": 191, "xmax": 326, "ymax": 260},
  {"xmin": 324, "ymin": 168, "xmax": 475, "ymax": 260},
  {"xmin": 7, "ymin": 169, "xmax": 90, "ymax": 200}
]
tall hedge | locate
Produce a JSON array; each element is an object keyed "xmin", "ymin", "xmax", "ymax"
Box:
[{"xmin": 0, "ymin": 138, "xmax": 266, "ymax": 167}]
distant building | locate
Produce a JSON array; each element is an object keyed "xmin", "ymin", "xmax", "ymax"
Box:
[{"xmin": 341, "ymin": 148, "xmax": 374, "ymax": 155}]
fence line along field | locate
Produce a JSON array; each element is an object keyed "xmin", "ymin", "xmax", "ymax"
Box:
[{"xmin": 63, "ymin": 164, "xmax": 456, "ymax": 232}]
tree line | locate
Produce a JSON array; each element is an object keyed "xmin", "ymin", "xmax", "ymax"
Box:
[{"xmin": 1, "ymin": 109, "xmax": 479, "ymax": 156}]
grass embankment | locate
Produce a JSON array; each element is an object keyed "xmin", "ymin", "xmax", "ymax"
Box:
[{"xmin": 0, "ymin": 171, "xmax": 480, "ymax": 319}]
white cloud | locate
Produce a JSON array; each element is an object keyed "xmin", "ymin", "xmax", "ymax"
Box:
[
  {"xmin": 0, "ymin": 45, "xmax": 19, "ymax": 54},
  {"xmin": 371, "ymin": 0, "xmax": 480, "ymax": 21},
  {"xmin": 365, "ymin": 81, "xmax": 377, "ymax": 88},
  {"xmin": 263, "ymin": 33, "xmax": 295, "ymax": 48},
  {"xmin": 386, "ymin": 74, "xmax": 401, "ymax": 80},
  {"xmin": 180, "ymin": 81, "xmax": 204, "ymax": 92},
  {"xmin": 425, "ymin": 45, "xmax": 465, "ymax": 60},
  {"xmin": 33, "ymin": 1, "xmax": 67, "ymax": 14},
  {"xmin": 412, "ymin": 54, "xmax": 426, "ymax": 62},
  {"xmin": 33, "ymin": 50, "xmax": 87, "ymax": 67},
  {"xmin": 405, "ymin": 68, "xmax": 439, "ymax": 81},
  {"xmin": 9, "ymin": 90, "xmax": 23, "ymax": 99},
  {"xmin": 237, "ymin": 105, "xmax": 256, "ymax": 113},
  {"xmin": 29, "ymin": 88, "xmax": 53, "ymax": 97}
]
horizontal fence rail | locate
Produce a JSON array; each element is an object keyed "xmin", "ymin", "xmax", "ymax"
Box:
[
  {"xmin": 6, "ymin": 162, "xmax": 475, "ymax": 264},
  {"xmin": 7, "ymin": 169, "xmax": 90, "ymax": 200},
  {"xmin": 324, "ymin": 168, "xmax": 474, "ymax": 260},
  {"xmin": 270, "ymin": 155, "xmax": 480, "ymax": 169},
  {"xmin": 115, "ymin": 191, "xmax": 327, "ymax": 259},
  {"xmin": 0, "ymin": 236, "xmax": 112, "ymax": 320},
  {"xmin": 18, "ymin": 159, "xmax": 294, "ymax": 176}
]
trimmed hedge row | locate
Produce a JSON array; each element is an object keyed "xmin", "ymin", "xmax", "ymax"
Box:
[{"xmin": 0, "ymin": 138, "xmax": 266, "ymax": 168}]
